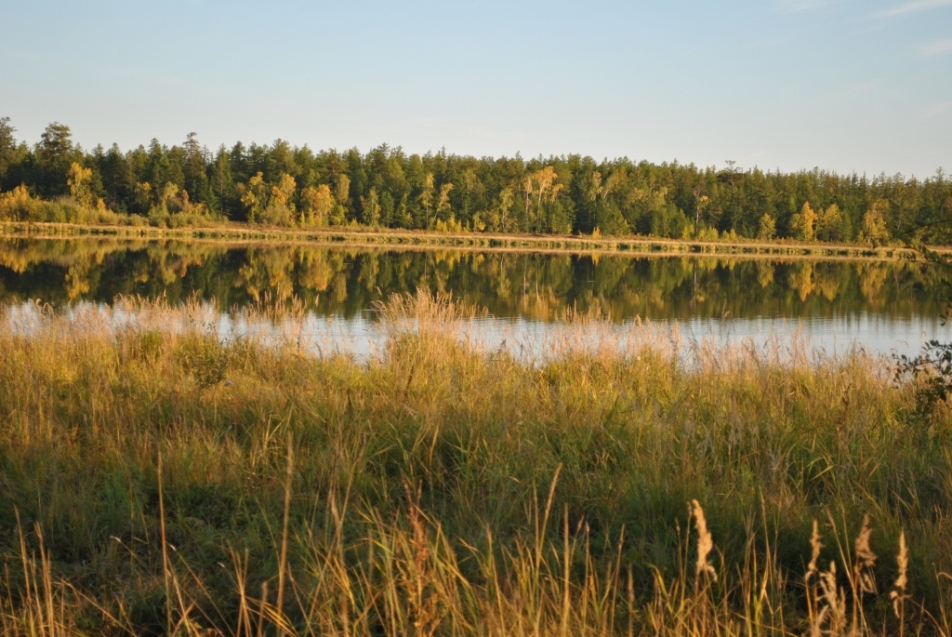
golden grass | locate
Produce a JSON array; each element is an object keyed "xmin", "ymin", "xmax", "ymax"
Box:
[{"xmin": 0, "ymin": 292, "xmax": 949, "ymax": 635}]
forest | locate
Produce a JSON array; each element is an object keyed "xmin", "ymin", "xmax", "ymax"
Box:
[{"xmin": 1, "ymin": 118, "xmax": 950, "ymax": 244}]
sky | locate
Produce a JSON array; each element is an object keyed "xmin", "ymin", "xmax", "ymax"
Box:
[{"xmin": 1, "ymin": 0, "xmax": 950, "ymax": 178}]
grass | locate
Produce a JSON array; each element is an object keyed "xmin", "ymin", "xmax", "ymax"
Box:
[{"xmin": 0, "ymin": 292, "xmax": 951, "ymax": 635}]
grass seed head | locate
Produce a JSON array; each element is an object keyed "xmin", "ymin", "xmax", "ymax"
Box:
[
  {"xmin": 690, "ymin": 499, "xmax": 717, "ymax": 582},
  {"xmin": 853, "ymin": 514, "xmax": 877, "ymax": 595},
  {"xmin": 806, "ymin": 519, "xmax": 823, "ymax": 584},
  {"xmin": 890, "ymin": 530, "xmax": 909, "ymax": 619}
]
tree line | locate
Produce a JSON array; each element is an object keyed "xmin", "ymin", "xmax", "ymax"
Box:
[{"xmin": 1, "ymin": 118, "xmax": 950, "ymax": 244}]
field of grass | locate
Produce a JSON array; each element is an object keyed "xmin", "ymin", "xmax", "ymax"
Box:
[{"xmin": 0, "ymin": 293, "xmax": 950, "ymax": 635}]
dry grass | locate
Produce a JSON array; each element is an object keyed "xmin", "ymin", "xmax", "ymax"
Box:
[{"xmin": 0, "ymin": 292, "xmax": 950, "ymax": 635}]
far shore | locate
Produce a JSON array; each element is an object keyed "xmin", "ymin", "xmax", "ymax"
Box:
[{"xmin": 0, "ymin": 220, "xmax": 945, "ymax": 262}]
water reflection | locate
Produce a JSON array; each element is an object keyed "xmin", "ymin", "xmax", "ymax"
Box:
[
  {"xmin": 0, "ymin": 237, "xmax": 946, "ymax": 356},
  {"xmin": 0, "ymin": 238, "xmax": 943, "ymax": 320}
]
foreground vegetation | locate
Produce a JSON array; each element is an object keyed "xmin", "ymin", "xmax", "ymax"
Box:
[
  {"xmin": 2, "ymin": 118, "xmax": 951, "ymax": 245},
  {"xmin": 1, "ymin": 295, "xmax": 952, "ymax": 635}
]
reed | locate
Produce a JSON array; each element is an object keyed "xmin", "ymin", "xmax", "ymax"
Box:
[{"xmin": 0, "ymin": 292, "xmax": 949, "ymax": 635}]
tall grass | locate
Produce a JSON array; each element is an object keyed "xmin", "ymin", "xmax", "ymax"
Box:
[{"xmin": 0, "ymin": 292, "xmax": 950, "ymax": 635}]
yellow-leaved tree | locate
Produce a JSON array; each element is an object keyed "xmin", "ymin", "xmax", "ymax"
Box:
[
  {"xmin": 143, "ymin": 181, "xmax": 209, "ymax": 219},
  {"xmin": 0, "ymin": 184, "xmax": 36, "ymax": 220},
  {"xmin": 67, "ymin": 162, "xmax": 93, "ymax": 209},
  {"xmin": 816, "ymin": 204, "xmax": 842, "ymax": 242},
  {"xmin": 860, "ymin": 199, "xmax": 890, "ymax": 247},
  {"xmin": 158, "ymin": 182, "xmax": 180, "ymax": 212},
  {"xmin": 236, "ymin": 172, "xmax": 296, "ymax": 225},
  {"xmin": 791, "ymin": 202, "xmax": 817, "ymax": 241},
  {"xmin": 757, "ymin": 213, "xmax": 777, "ymax": 240},
  {"xmin": 436, "ymin": 183, "xmax": 454, "ymax": 224},
  {"xmin": 174, "ymin": 189, "xmax": 208, "ymax": 216},
  {"xmin": 360, "ymin": 187, "xmax": 381, "ymax": 226},
  {"xmin": 494, "ymin": 186, "xmax": 515, "ymax": 232},
  {"xmin": 134, "ymin": 182, "xmax": 153, "ymax": 212},
  {"xmin": 260, "ymin": 173, "xmax": 296, "ymax": 226},
  {"xmin": 270, "ymin": 173, "xmax": 296, "ymax": 210},
  {"xmin": 522, "ymin": 166, "xmax": 563, "ymax": 231},
  {"xmin": 238, "ymin": 172, "xmax": 268, "ymax": 222},
  {"xmin": 300, "ymin": 184, "xmax": 334, "ymax": 227},
  {"xmin": 419, "ymin": 173, "xmax": 435, "ymax": 229},
  {"xmin": 434, "ymin": 181, "xmax": 462, "ymax": 232},
  {"xmin": 333, "ymin": 174, "xmax": 351, "ymax": 225}
]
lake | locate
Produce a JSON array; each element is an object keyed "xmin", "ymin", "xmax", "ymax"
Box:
[{"xmin": 0, "ymin": 236, "xmax": 947, "ymax": 359}]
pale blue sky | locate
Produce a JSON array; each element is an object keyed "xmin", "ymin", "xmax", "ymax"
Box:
[{"xmin": 1, "ymin": 0, "xmax": 950, "ymax": 177}]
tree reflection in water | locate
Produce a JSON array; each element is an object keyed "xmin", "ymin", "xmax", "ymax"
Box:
[{"xmin": 0, "ymin": 238, "xmax": 943, "ymax": 326}]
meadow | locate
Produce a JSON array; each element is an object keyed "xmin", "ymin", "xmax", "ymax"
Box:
[{"xmin": 0, "ymin": 293, "xmax": 950, "ymax": 636}]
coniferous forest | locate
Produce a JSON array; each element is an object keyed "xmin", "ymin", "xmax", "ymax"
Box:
[{"xmin": 1, "ymin": 118, "xmax": 950, "ymax": 244}]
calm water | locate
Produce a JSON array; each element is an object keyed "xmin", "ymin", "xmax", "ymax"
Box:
[{"xmin": 0, "ymin": 237, "xmax": 946, "ymax": 357}]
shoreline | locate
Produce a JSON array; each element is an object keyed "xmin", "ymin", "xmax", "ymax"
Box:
[{"xmin": 0, "ymin": 220, "xmax": 941, "ymax": 262}]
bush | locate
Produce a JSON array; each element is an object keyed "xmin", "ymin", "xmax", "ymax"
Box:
[
  {"xmin": 257, "ymin": 203, "xmax": 296, "ymax": 227},
  {"xmin": 895, "ymin": 339, "xmax": 952, "ymax": 416},
  {"xmin": 0, "ymin": 185, "xmax": 40, "ymax": 220}
]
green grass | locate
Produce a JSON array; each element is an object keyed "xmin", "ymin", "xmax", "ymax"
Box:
[{"xmin": 0, "ymin": 293, "xmax": 950, "ymax": 635}]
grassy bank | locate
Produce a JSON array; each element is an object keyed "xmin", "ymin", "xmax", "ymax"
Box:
[
  {"xmin": 0, "ymin": 294, "xmax": 950, "ymax": 635},
  {"xmin": 0, "ymin": 220, "xmax": 929, "ymax": 260}
]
